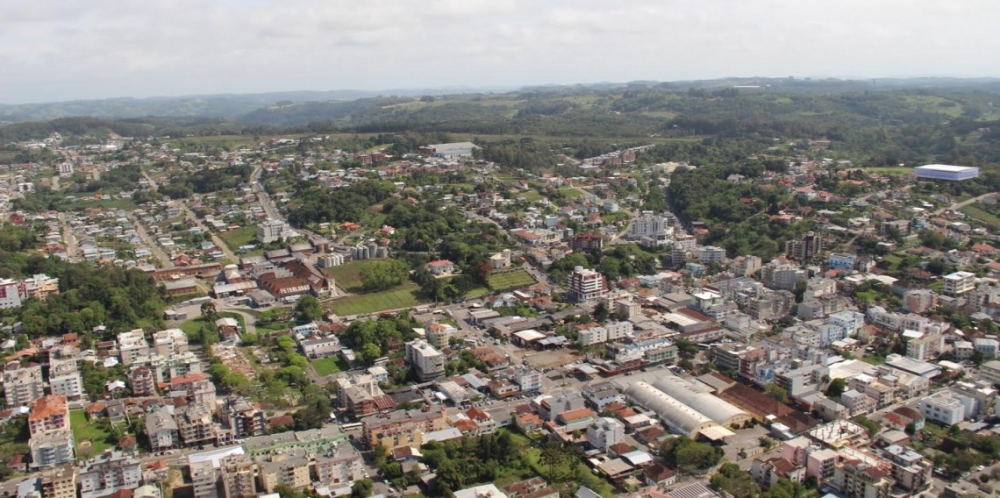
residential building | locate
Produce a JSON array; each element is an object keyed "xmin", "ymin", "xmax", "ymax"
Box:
[
  {"xmin": 4, "ymin": 364, "xmax": 45, "ymax": 407},
  {"xmin": 427, "ymin": 259, "xmax": 456, "ymax": 275},
  {"xmin": 190, "ymin": 460, "xmax": 219, "ymax": 498},
  {"xmin": 830, "ymin": 457, "xmax": 893, "ymax": 498},
  {"xmin": 314, "ymin": 446, "xmax": 364, "ymax": 486},
  {"xmin": 942, "ymin": 271, "xmax": 976, "ymax": 297},
  {"xmin": 785, "ymin": 232, "xmax": 823, "ymax": 262},
  {"xmin": 628, "ymin": 212, "xmax": 672, "ymax": 241},
  {"xmin": 980, "ymin": 360, "xmax": 1000, "ymax": 385},
  {"xmin": 840, "ymin": 390, "xmax": 876, "ymax": 416},
  {"xmin": 586, "ymin": 418, "xmax": 625, "ymax": 451},
  {"xmin": 698, "ymin": 246, "xmax": 727, "ymax": 264},
  {"xmin": 129, "ymin": 367, "xmax": 156, "ymax": 397},
  {"xmin": 29, "ymin": 431, "xmax": 74, "ymax": 469},
  {"xmin": 405, "ymin": 340, "xmax": 445, "ymax": 381},
  {"xmin": 828, "ymin": 253, "xmax": 857, "ymax": 271},
  {"xmin": 117, "ymin": 329, "xmax": 150, "ymax": 366},
  {"xmin": 145, "ymin": 407, "xmax": 180, "ymax": 452},
  {"xmin": 578, "ymin": 321, "xmax": 633, "ymax": 346},
  {"xmin": 569, "ymin": 266, "xmax": 608, "ymax": 302},
  {"xmin": 47, "ymin": 360, "xmax": 83, "ymax": 400},
  {"xmin": 257, "ymin": 219, "xmax": 289, "ymax": 244},
  {"xmin": 28, "ymin": 395, "xmax": 69, "ymax": 437},
  {"xmin": 40, "ymin": 465, "xmax": 77, "ymax": 498},
  {"xmin": 177, "ymin": 404, "xmax": 217, "ymax": 448},
  {"xmin": 903, "ymin": 289, "xmax": 938, "ymax": 314},
  {"xmin": 919, "ymin": 391, "xmax": 966, "ymax": 425},
  {"xmin": 258, "ymin": 451, "xmax": 311, "ymax": 493},
  {"xmin": 361, "ymin": 408, "xmax": 448, "ymax": 450},
  {"xmin": 219, "ymin": 454, "xmax": 256, "ymax": 498},
  {"xmin": 223, "ymin": 397, "xmax": 266, "ymax": 439},
  {"xmin": 974, "ymin": 338, "xmax": 999, "ymax": 358},
  {"xmin": 78, "ymin": 451, "xmax": 142, "ymax": 498}
]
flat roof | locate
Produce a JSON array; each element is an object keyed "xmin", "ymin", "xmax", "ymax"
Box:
[
  {"xmin": 513, "ymin": 329, "xmax": 547, "ymax": 342},
  {"xmin": 699, "ymin": 425, "xmax": 735, "ymax": 441},
  {"xmin": 915, "ymin": 164, "xmax": 977, "ymax": 172}
]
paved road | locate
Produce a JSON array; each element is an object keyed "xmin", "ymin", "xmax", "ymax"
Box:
[
  {"xmin": 57, "ymin": 212, "xmax": 80, "ymax": 262},
  {"xmin": 142, "ymin": 167, "xmax": 238, "ymax": 262},
  {"xmin": 127, "ymin": 210, "xmax": 174, "ymax": 268},
  {"xmin": 933, "ymin": 192, "xmax": 995, "ymax": 216}
]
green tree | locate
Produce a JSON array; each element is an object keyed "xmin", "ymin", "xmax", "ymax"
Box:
[
  {"xmin": 295, "ymin": 295, "xmax": 323, "ymax": 324},
  {"xmin": 824, "ymin": 378, "xmax": 847, "ymax": 399},
  {"xmin": 711, "ymin": 463, "xmax": 761, "ymax": 498},
  {"xmin": 351, "ymin": 479, "xmax": 374, "ymax": 498},
  {"xmin": 201, "ymin": 301, "xmax": 217, "ymax": 321},
  {"xmin": 360, "ymin": 259, "xmax": 410, "ymax": 291},
  {"xmin": 766, "ymin": 384, "xmax": 789, "ymax": 403},
  {"xmin": 762, "ymin": 478, "xmax": 819, "ymax": 498}
]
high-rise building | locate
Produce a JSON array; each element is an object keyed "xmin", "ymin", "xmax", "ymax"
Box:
[
  {"xmin": 256, "ymin": 219, "xmax": 288, "ymax": 244},
  {"xmin": 4, "ymin": 364, "xmax": 46, "ymax": 407},
  {"xmin": 942, "ymin": 271, "xmax": 976, "ymax": 297},
  {"xmin": 28, "ymin": 395, "xmax": 69, "ymax": 437},
  {"xmin": 191, "ymin": 460, "xmax": 219, "ymax": 498},
  {"xmin": 568, "ymin": 266, "xmax": 608, "ymax": 303},
  {"xmin": 219, "ymin": 454, "xmax": 256, "ymax": 498},
  {"xmin": 77, "ymin": 451, "xmax": 142, "ymax": 498},
  {"xmin": 48, "ymin": 360, "xmax": 83, "ymax": 400},
  {"xmin": 405, "ymin": 340, "xmax": 445, "ymax": 381},
  {"xmin": 129, "ymin": 367, "xmax": 156, "ymax": 397},
  {"xmin": 40, "ymin": 465, "xmax": 76, "ymax": 498},
  {"xmin": 785, "ymin": 232, "xmax": 823, "ymax": 262}
]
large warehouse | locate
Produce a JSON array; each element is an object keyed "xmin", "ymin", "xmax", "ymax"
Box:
[
  {"xmin": 914, "ymin": 164, "xmax": 979, "ymax": 181},
  {"xmin": 652, "ymin": 376, "xmax": 752, "ymax": 428},
  {"xmin": 624, "ymin": 382, "xmax": 716, "ymax": 437}
]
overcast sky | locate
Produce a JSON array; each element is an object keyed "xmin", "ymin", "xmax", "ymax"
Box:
[{"xmin": 2, "ymin": 0, "xmax": 998, "ymax": 104}]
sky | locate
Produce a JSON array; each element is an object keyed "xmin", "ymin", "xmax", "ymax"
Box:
[{"xmin": 2, "ymin": 0, "xmax": 999, "ymax": 104}]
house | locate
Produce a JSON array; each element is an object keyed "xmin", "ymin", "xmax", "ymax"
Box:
[
  {"xmin": 643, "ymin": 463, "xmax": 677, "ymax": 488},
  {"xmin": 427, "ymin": 260, "xmax": 456, "ymax": 276}
]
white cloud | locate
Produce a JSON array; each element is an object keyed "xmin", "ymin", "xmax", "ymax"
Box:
[{"xmin": 0, "ymin": 0, "xmax": 998, "ymax": 103}]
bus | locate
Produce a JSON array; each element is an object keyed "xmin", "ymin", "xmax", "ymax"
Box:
[{"xmin": 340, "ymin": 422, "xmax": 362, "ymax": 431}]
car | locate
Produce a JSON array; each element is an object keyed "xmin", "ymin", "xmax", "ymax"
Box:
[{"xmin": 977, "ymin": 465, "xmax": 986, "ymax": 471}]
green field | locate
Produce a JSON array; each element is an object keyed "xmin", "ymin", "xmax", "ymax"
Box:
[
  {"xmin": 311, "ymin": 357, "xmax": 348, "ymax": 376},
  {"xmin": 465, "ymin": 287, "xmax": 489, "ymax": 299},
  {"xmin": 519, "ymin": 191, "xmax": 543, "ymax": 202},
  {"xmin": 858, "ymin": 167, "xmax": 913, "ymax": 175},
  {"xmin": 488, "ymin": 269, "xmax": 536, "ymax": 291},
  {"xmin": 219, "ymin": 225, "xmax": 258, "ymax": 251},
  {"xmin": 961, "ymin": 204, "xmax": 1000, "ymax": 227},
  {"xmin": 70, "ymin": 410, "xmax": 116, "ymax": 457},
  {"xmin": 323, "ymin": 261, "xmax": 382, "ymax": 291},
  {"xmin": 558, "ymin": 188, "xmax": 583, "ymax": 199},
  {"xmin": 328, "ymin": 283, "xmax": 423, "ymax": 316}
]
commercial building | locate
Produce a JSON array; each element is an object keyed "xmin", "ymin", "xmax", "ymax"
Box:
[
  {"xmin": 919, "ymin": 391, "xmax": 965, "ymax": 426},
  {"xmin": 568, "ymin": 266, "xmax": 608, "ymax": 303},
  {"xmin": 650, "ymin": 376, "xmax": 751, "ymax": 428},
  {"xmin": 624, "ymin": 381, "xmax": 715, "ymax": 438},
  {"xmin": 405, "ymin": 340, "xmax": 446, "ymax": 381},
  {"xmin": 914, "ymin": 164, "xmax": 979, "ymax": 181}
]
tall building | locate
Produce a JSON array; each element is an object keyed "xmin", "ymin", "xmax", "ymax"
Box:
[
  {"xmin": 47, "ymin": 360, "xmax": 83, "ymax": 400},
  {"xmin": 4, "ymin": 364, "xmax": 46, "ymax": 407},
  {"xmin": 219, "ymin": 454, "xmax": 256, "ymax": 498},
  {"xmin": 627, "ymin": 212, "xmax": 673, "ymax": 240},
  {"xmin": 30, "ymin": 431, "xmax": 75, "ymax": 469},
  {"xmin": 40, "ymin": 465, "xmax": 77, "ymax": 498},
  {"xmin": 117, "ymin": 329, "xmax": 150, "ymax": 366},
  {"xmin": 568, "ymin": 266, "xmax": 608, "ymax": 303},
  {"xmin": 586, "ymin": 417, "xmax": 625, "ymax": 451},
  {"xmin": 77, "ymin": 451, "xmax": 142, "ymax": 498},
  {"xmin": 405, "ymin": 340, "xmax": 446, "ymax": 381},
  {"xmin": 314, "ymin": 446, "xmax": 364, "ymax": 487},
  {"xmin": 785, "ymin": 232, "xmax": 823, "ymax": 262},
  {"xmin": 223, "ymin": 397, "xmax": 266, "ymax": 439},
  {"xmin": 258, "ymin": 451, "xmax": 311, "ymax": 493},
  {"xmin": 28, "ymin": 395, "xmax": 69, "ymax": 437},
  {"xmin": 191, "ymin": 460, "xmax": 219, "ymax": 498},
  {"xmin": 257, "ymin": 219, "xmax": 289, "ymax": 244},
  {"xmin": 942, "ymin": 271, "xmax": 976, "ymax": 297},
  {"xmin": 698, "ymin": 246, "xmax": 727, "ymax": 265},
  {"xmin": 129, "ymin": 367, "xmax": 156, "ymax": 397}
]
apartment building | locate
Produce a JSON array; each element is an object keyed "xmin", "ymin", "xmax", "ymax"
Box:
[
  {"xmin": 48, "ymin": 359, "xmax": 83, "ymax": 400},
  {"xmin": 117, "ymin": 329, "xmax": 150, "ymax": 366},
  {"xmin": 919, "ymin": 391, "xmax": 965, "ymax": 425},
  {"xmin": 942, "ymin": 271, "xmax": 976, "ymax": 297},
  {"xmin": 586, "ymin": 417, "xmax": 625, "ymax": 451},
  {"xmin": 569, "ymin": 266, "xmax": 608, "ymax": 303},
  {"xmin": 4, "ymin": 364, "xmax": 45, "ymax": 407},
  {"xmin": 145, "ymin": 407, "xmax": 180, "ymax": 452},
  {"xmin": 362, "ymin": 408, "xmax": 447, "ymax": 450},
  {"xmin": 191, "ymin": 460, "xmax": 219, "ymax": 498},
  {"xmin": 28, "ymin": 395, "xmax": 69, "ymax": 437},
  {"xmin": 258, "ymin": 451, "xmax": 311, "ymax": 493},
  {"xmin": 314, "ymin": 446, "xmax": 365, "ymax": 487},
  {"xmin": 220, "ymin": 454, "xmax": 257, "ymax": 498},
  {"xmin": 78, "ymin": 451, "xmax": 142, "ymax": 498},
  {"xmin": 29, "ymin": 431, "xmax": 74, "ymax": 469},
  {"xmin": 223, "ymin": 396, "xmax": 266, "ymax": 439},
  {"xmin": 40, "ymin": 465, "xmax": 77, "ymax": 498},
  {"xmin": 177, "ymin": 404, "xmax": 217, "ymax": 448},
  {"xmin": 405, "ymin": 340, "xmax": 445, "ymax": 381},
  {"xmin": 129, "ymin": 367, "xmax": 156, "ymax": 397}
]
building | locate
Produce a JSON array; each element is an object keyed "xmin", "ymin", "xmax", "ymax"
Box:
[
  {"xmin": 578, "ymin": 321, "xmax": 633, "ymax": 347},
  {"xmin": 974, "ymin": 338, "xmax": 999, "ymax": 358},
  {"xmin": 405, "ymin": 340, "xmax": 446, "ymax": 381},
  {"xmin": 223, "ymin": 397, "xmax": 266, "ymax": 439},
  {"xmin": 423, "ymin": 141, "xmax": 479, "ymax": 158},
  {"xmin": 78, "ymin": 451, "xmax": 142, "ymax": 498},
  {"xmin": 29, "ymin": 431, "xmax": 74, "ymax": 469},
  {"xmin": 129, "ymin": 367, "xmax": 156, "ymax": 397},
  {"xmin": 942, "ymin": 271, "xmax": 976, "ymax": 297},
  {"xmin": 980, "ymin": 360, "xmax": 1000, "ymax": 385},
  {"xmin": 628, "ymin": 212, "xmax": 672, "ymax": 241},
  {"xmin": 117, "ymin": 329, "xmax": 150, "ymax": 366},
  {"xmin": 650, "ymin": 376, "xmax": 751, "ymax": 428},
  {"xmin": 48, "ymin": 360, "xmax": 83, "ymax": 400},
  {"xmin": 919, "ymin": 391, "xmax": 966, "ymax": 425},
  {"xmin": 40, "ymin": 465, "xmax": 77, "ymax": 498},
  {"xmin": 145, "ymin": 407, "xmax": 180, "ymax": 452},
  {"xmin": 624, "ymin": 381, "xmax": 715, "ymax": 438},
  {"xmin": 361, "ymin": 408, "xmax": 447, "ymax": 450},
  {"xmin": 830, "ymin": 457, "xmax": 894, "ymax": 498},
  {"xmin": 914, "ymin": 164, "xmax": 979, "ymax": 181},
  {"xmin": 698, "ymin": 246, "xmax": 727, "ymax": 265},
  {"xmin": 258, "ymin": 452, "xmax": 312, "ymax": 493},
  {"xmin": 314, "ymin": 446, "xmax": 364, "ymax": 486},
  {"xmin": 177, "ymin": 404, "xmax": 217, "ymax": 448},
  {"xmin": 4, "ymin": 364, "xmax": 46, "ymax": 407},
  {"xmin": 828, "ymin": 253, "xmax": 857, "ymax": 271},
  {"xmin": 586, "ymin": 417, "xmax": 625, "ymax": 451},
  {"xmin": 257, "ymin": 219, "xmax": 289, "ymax": 244},
  {"xmin": 219, "ymin": 454, "xmax": 256, "ymax": 498},
  {"xmin": 190, "ymin": 460, "xmax": 219, "ymax": 498},
  {"xmin": 569, "ymin": 266, "xmax": 608, "ymax": 303},
  {"xmin": 786, "ymin": 232, "xmax": 823, "ymax": 262},
  {"xmin": 427, "ymin": 259, "xmax": 456, "ymax": 275},
  {"xmin": 28, "ymin": 395, "xmax": 69, "ymax": 437}
]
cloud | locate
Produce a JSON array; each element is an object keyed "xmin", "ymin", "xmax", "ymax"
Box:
[{"xmin": 1, "ymin": 0, "xmax": 998, "ymax": 103}]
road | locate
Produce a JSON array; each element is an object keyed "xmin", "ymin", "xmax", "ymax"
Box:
[
  {"xmin": 57, "ymin": 213, "xmax": 80, "ymax": 262},
  {"xmin": 126, "ymin": 210, "xmax": 174, "ymax": 268},
  {"xmin": 142, "ymin": 167, "xmax": 238, "ymax": 262},
  {"xmin": 932, "ymin": 192, "xmax": 995, "ymax": 216},
  {"xmin": 250, "ymin": 164, "xmax": 281, "ymax": 221}
]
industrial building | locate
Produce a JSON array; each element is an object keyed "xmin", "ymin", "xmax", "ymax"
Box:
[
  {"xmin": 913, "ymin": 164, "xmax": 979, "ymax": 181},
  {"xmin": 650, "ymin": 376, "xmax": 752, "ymax": 428}
]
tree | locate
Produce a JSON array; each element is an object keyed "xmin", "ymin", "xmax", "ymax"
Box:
[
  {"xmin": 295, "ymin": 295, "xmax": 323, "ymax": 324},
  {"xmin": 711, "ymin": 463, "xmax": 761, "ymax": 498},
  {"xmin": 762, "ymin": 478, "xmax": 819, "ymax": 498},
  {"xmin": 360, "ymin": 259, "xmax": 410, "ymax": 291},
  {"xmin": 661, "ymin": 436, "xmax": 723, "ymax": 474},
  {"xmin": 593, "ymin": 301, "xmax": 609, "ymax": 323},
  {"xmin": 201, "ymin": 301, "xmax": 217, "ymax": 322},
  {"xmin": 358, "ymin": 343, "xmax": 383, "ymax": 366},
  {"xmin": 765, "ymin": 384, "xmax": 789, "ymax": 403},
  {"xmin": 351, "ymin": 479, "xmax": 374, "ymax": 498},
  {"xmin": 824, "ymin": 378, "xmax": 847, "ymax": 399}
]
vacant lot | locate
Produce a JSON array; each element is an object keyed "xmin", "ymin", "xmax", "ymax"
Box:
[
  {"xmin": 962, "ymin": 204, "xmax": 1000, "ymax": 227},
  {"xmin": 323, "ymin": 261, "xmax": 380, "ymax": 291},
  {"xmin": 858, "ymin": 167, "xmax": 913, "ymax": 175},
  {"xmin": 70, "ymin": 410, "xmax": 115, "ymax": 457},
  {"xmin": 558, "ymin": 188, "xmax": 583, "ymax": 199},
  {"xmin": 311, "ymin": 357, "xmax": 348, "ymax": 376},
  {"xmin": 488, "ymin": 269, "xmax": 536, "ymax": 291},
  {"xmin": 219, "ymin": 225, "xmax": 258, "ymax": 251},
  {"xmin": 328, "ymin": 283, "xmax": 423, "ymax": 316}
]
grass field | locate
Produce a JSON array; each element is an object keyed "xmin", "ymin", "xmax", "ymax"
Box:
[
  {"xmin": 323, "ymin": 261, "xmax": 380, "ymax": 291},
  {"xmin": 311, "ymin": 357, "xmax": 348, "ymax": 376},
  {"xmin": 465, "ymin": 287, "xmax": 489, "ymax": 299},
  {"xmin": 858, "ymin": 167, "xmax": 913, "ymax": 175},
  {"xmin": 558, "ymin": 188, "xmax": 583, "ymax": 199},
  {"xmin": 219, "ymin": 225, "xmax": 258, "ymax": 251},
  {"xmin": 328, "ymin": 283, "xmax": 423, "ymax": 316},
  {"xmin": 488, "ymin": 269, "xmax": 536, "ymax": 291},
  {"xmin": 70, "ymin": 410, "xmax": 115, "ymax": 457},
  {"xmin": 961, "ymin": 204, "xmax": 1000, "ymax": 227}
]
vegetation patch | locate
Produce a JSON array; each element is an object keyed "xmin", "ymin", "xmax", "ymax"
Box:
[
  {"xmin": 961, "ymin": 204, "xmax": 1000, "ymax": 227},
  {"xmin": 218, "ymin": 225, "xmax": 258, "ymax": 251},
  {"xmin": 311, "ymin": 357, "xmax": 348, "ymax": 376},
  {"xmin": 487, "ymin": 269, "xmax": 536, "ymax": 291},
  {"xmin": 70, "ymin": 410, "xmax": 116, "ymax": 457},
  {"xmin": 328, "ymin": 283, "xmax": 423, "ymax": 316}
]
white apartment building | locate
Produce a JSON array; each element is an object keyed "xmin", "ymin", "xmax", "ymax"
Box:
[
  {"xmin": 569, "ymin": 266, "xmax": 608, "ymax": 303},
  {"xmin": 578, "ymin": 321, "xmax": 634, "ymax": 347},
  {"xmin": 4, "ymin": 365, "xmax": 46, "ymax": 407},
  {"xmin": 627, "ymin": 212, "xmax": 672, "ymax": 240},
  {"xmin": 405, "ymin": 340, "xmax": 445, "ymax": 381},
  {"xmin": 117, "ymin": 329, "xmax": 149, "ymax": 366},
  {"xmin": 974, "ymin": 338, "xmax": 999, "ymax": 358},
  {"xmin": 257, "ymin": 219, "xmax": 289, "ymax": 244},
  {"xmin": 698, "ymin": 246, "xmax": 727, "ymax": 264},
  {"xmin": 586, "ymin": 417, "xmax": 625, "ymax": 451},
  {"xmin": 942, "ymin": 271, "xmax": 976, "ymax": 297},
  {"xmin": 919, "ymin": 391, "xmax": 965, "ymax": 425}
]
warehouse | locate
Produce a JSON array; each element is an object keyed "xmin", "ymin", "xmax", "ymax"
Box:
[
  {"xmin": 651, "ymin": 376, "xmax": 752, "ymax": 428},
  {"xmin": 914, "ymin": 164, "xmax": 979, "ymax": 181},
  {"xmin": 623, "ymin": 382, "xmax": 716, "ymax": 438}
]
